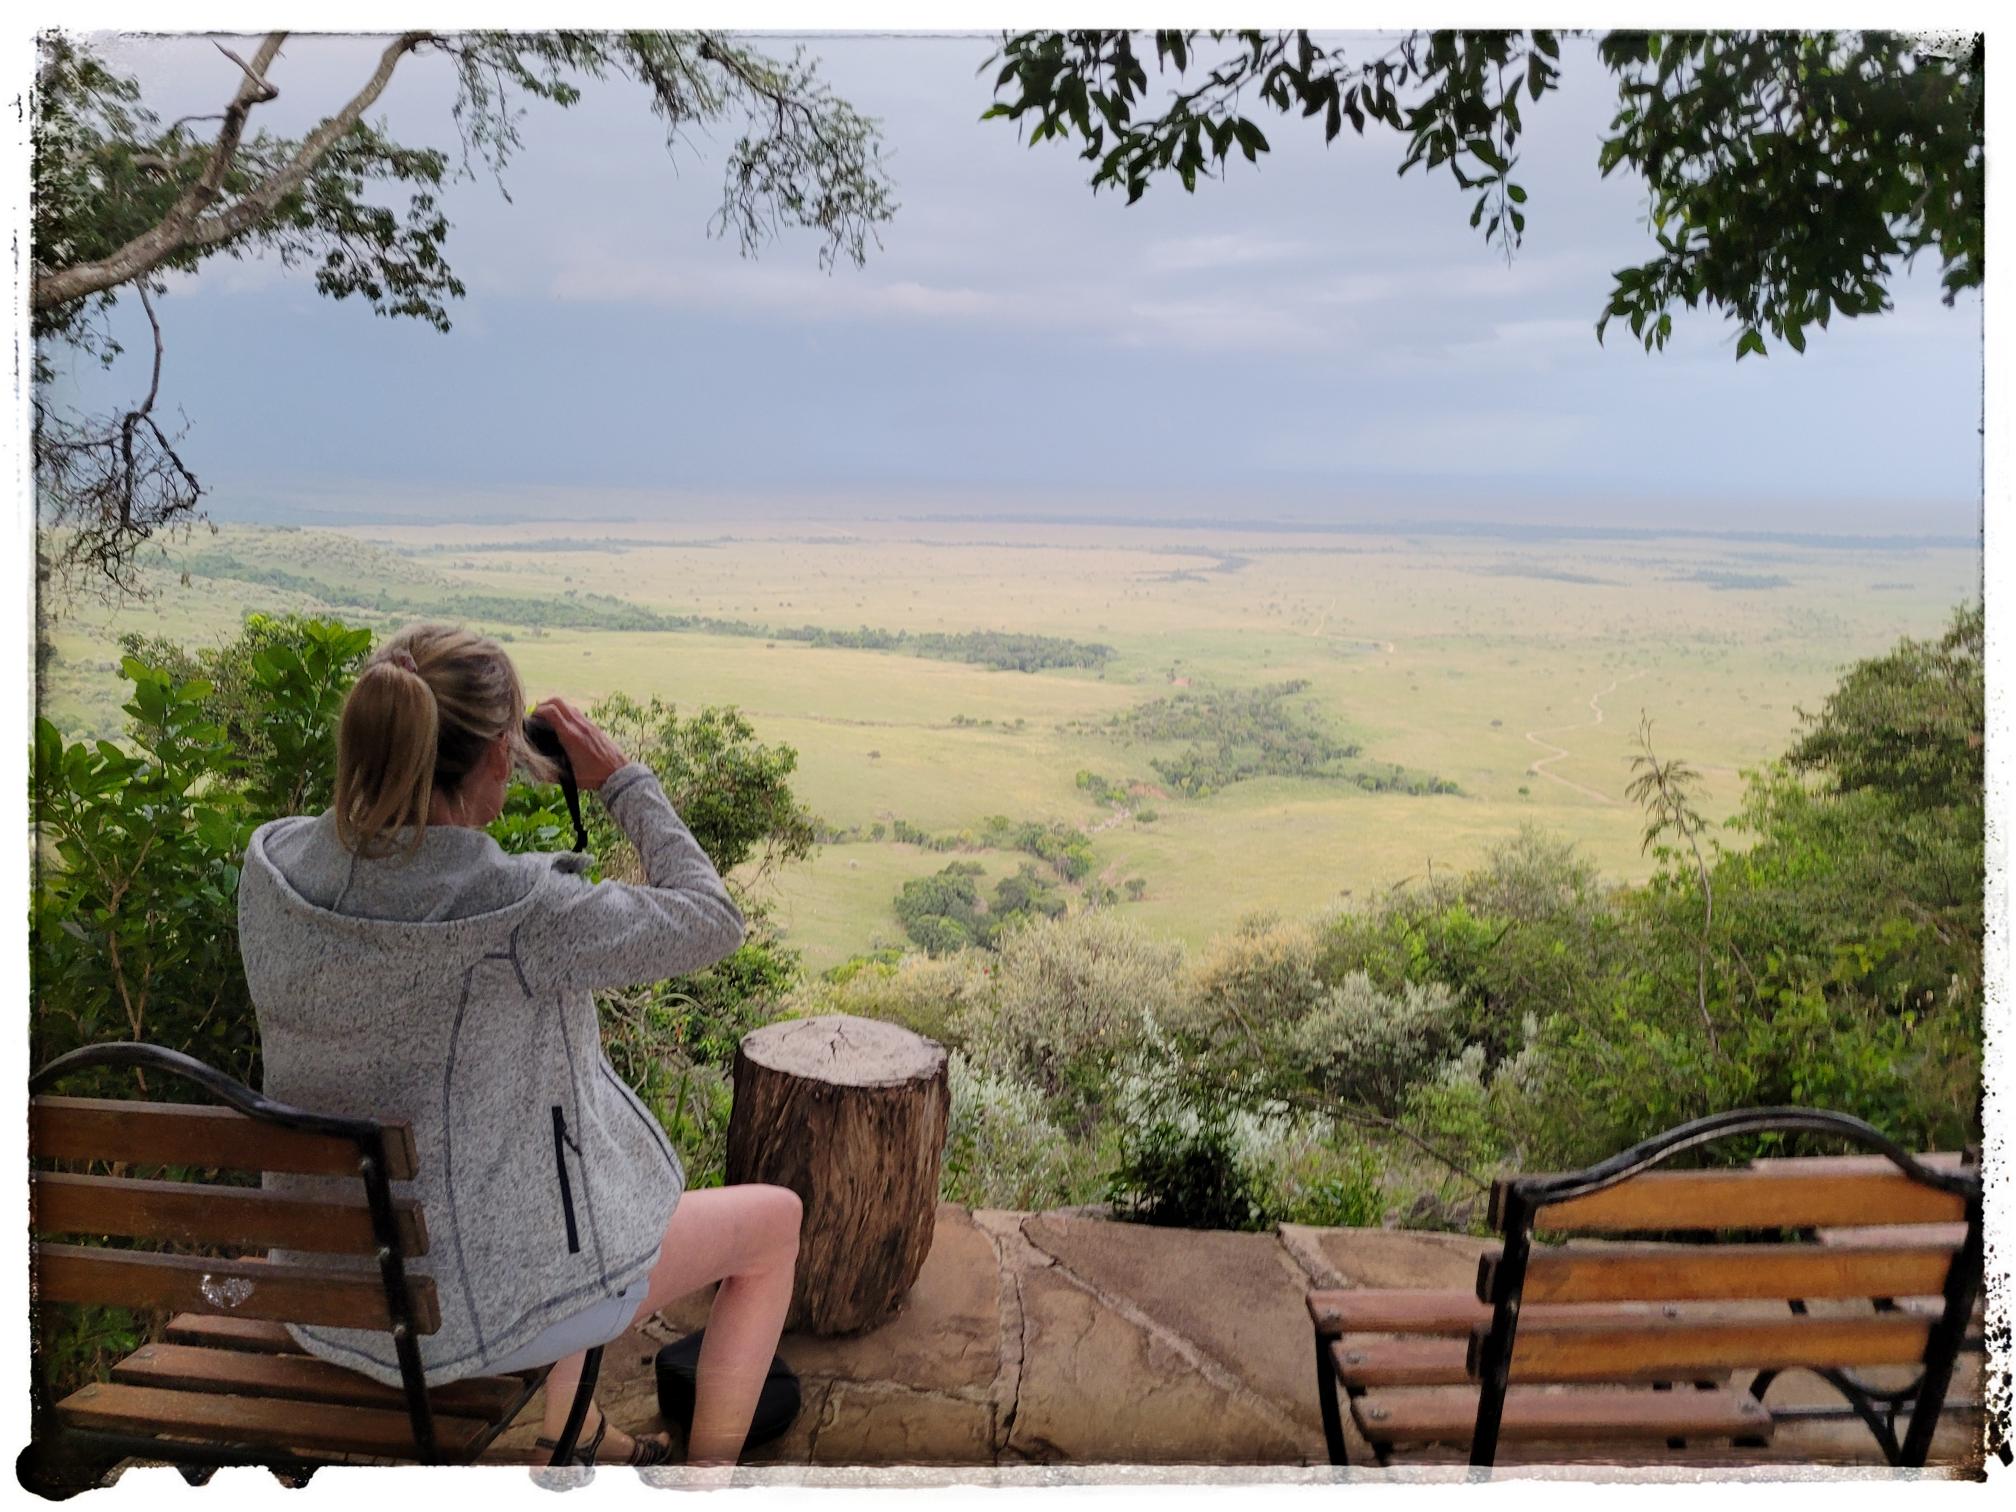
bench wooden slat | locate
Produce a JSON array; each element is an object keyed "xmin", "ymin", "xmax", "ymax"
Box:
[
  {"xmin": 1492, "ymin": 1243, "xmax": 1958, "ymax": 1305},
  {"xmin": 111, "ymin": 1343, "xmax": 528, "ymax": 1420},
  {"xmin": 1330, "ymin": 1337, "xmax": 1732, "ymax": 1390},
  {"xmin": 30, "ymin": 1096, "xmax": 417, "ymax": 1181},
  {"xmin": 54, "ymin": 1381, "xmax": 486, "ymax": 1459},
  {"xmin": 1467, "ymin": 1312, "xmax": 1931, "ymax": 1382},
  {"xmin": 1817, "ymin": 1223, "xmax": 1970, "ymax": 1250},
  {"xmin": 31, "ymin": 1172, "xmax": 427, "ymax": 1257},
  {"xmin": 1748, "ymin": 1152, "xmax": 1966, "ymax": 1174},
  {"xmin": 1507, "ymin": 1168, "xmax": 1966, "ymax": 1232},
  {"xmin": 1352, "ymin": 1386, "xmax": 1773, "ymax": 1446},
  {"xmin": 1308, "ymin": 1289, "xmax": 1680, "ymax": 1336},
  {"xmin": 162, "ymin": 1315, "xmax": 303, "ymax": 1355},
  {"xmin": 33, "ymin": 1243, "xmax": 440, "ymax": 1335}
]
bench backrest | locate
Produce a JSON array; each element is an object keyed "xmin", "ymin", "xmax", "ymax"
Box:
[
  {"xmin": 28, "ymin": 1095, "xmax": 437, "ymax": 1335},
  {"xmin": 1471, "ymin": 1108, "xmax": 1983, "ymax": 1468},
  {"xmin": 27, "ymin": 1042, "xmax": 445, "ymax": 1459}
]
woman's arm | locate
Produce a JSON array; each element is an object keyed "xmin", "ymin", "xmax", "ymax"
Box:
[
  {"xmin": 518, "ymin": 760, "xmax": 746, "ymax": 996},
  {"xmin": 519, "ymin": 696, "xmax": 744, "ymax": 994}
]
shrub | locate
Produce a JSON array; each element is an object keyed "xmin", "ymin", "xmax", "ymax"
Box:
[
  {"xmin": 1106, "ymin": 1114, "xmax": 1278, "ymax": 1231},
  {"xmin": 941, "ymin": 1054, "xmax": 1107, "ymax": 1209},
  {"xmin": 118, "ymin": 614, "xmax": 373, "ymax": 819},
  {"xmin": 1186, "ymin": 914, "xmax": 1327, "ymax": 1034},
  {"xmin": 787, "ymin": 950, "xmax": 995, "ymax": 1053},
  {"xmin": 589, "ymin": 692, "xmax": 818, "ymax": 878},
  {"xmin": 975, "ymin": 910, "xmax": 1185, "ymax": 1127},
  {"xmin": 1283, "ymin": 1141, "xmax": 1388, "ymax": 1229},
  {"xmin": 1287, "ymin": 973, "xmax": 1466, "ymax": 1116},
  {"xmin": 34, "ymin": 651, "xmax": 299, "ymax": 1088}
]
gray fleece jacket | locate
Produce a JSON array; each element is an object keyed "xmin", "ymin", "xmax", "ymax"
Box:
[{"xmin": 237, "ymin": 761, "xmax": 744, "ymax": 1387}]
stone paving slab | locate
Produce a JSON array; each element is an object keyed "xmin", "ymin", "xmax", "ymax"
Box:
[
  {"xmin": 1021, "ymin": 1212, "xmax": 1321, "ymax": 1436},
  {"xmin": 1283, "ymin": 1222, "xmax": 1492, "ymax": 1290},
  {"xmin": 1004, "ymin": 1258, "xmax": 1308, "ymax": 1464}
]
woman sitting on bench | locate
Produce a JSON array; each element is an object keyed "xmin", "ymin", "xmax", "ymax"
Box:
[{"xmin": 237, "ymin": 622, "xmax": 802, "ymax": 1470}]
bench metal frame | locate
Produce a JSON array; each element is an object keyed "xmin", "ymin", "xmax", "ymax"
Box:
[
  {"xmin": 1314, "ymin": 1105, "xmax": 1987, "ymax": 1471},
  {"xmin": 23, "ymin": 1042, "xmax": 603, "ymax": 1492}
]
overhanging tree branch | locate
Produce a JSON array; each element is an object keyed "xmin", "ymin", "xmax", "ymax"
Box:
[{"xmin": 32, "ymin": 31, "xmax": 431, "ymax": 311}]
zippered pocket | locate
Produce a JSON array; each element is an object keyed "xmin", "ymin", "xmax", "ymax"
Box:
[{"xmin": 551, "ymin": 1105, "xmax": 582, "ymax": 1255}]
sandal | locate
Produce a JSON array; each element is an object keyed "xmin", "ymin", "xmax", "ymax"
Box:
[{"xmin": 536, "ymin": 1410, "xmax": 675, "ymax": 1468}]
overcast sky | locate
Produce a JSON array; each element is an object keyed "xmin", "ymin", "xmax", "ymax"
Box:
[{"xmin": 45, "ymin": 31, "xmax": 1985, "ymax": 534}]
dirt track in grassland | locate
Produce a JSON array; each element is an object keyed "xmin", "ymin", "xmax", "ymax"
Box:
[{"xmin": 1523, "ymin": 671, "xmax": 1646, "ymax": 805}]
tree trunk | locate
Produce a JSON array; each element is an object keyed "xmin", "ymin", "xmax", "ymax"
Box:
[{"xmin": 725, "ymin": 1014, "xmax": 950, "ymax": 1335}]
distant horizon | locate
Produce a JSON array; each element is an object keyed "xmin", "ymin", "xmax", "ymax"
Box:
[{"xmin": 202, "ymin": 492, "xmax": 1985, "ymax": 551}]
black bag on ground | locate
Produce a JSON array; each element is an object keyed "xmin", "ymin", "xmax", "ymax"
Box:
[{"xmin": 653, "ymin": 1331, "xmax": 802, "ymax": 1451}]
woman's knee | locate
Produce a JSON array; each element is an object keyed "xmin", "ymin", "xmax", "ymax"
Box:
[{"xmin": 760, "ymin": 1184, "xmax": 803, "ymax": 1256}]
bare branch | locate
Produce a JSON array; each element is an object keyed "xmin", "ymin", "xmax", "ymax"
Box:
[
  {"xmin": 212, "ymin": 42, "xmax": 279, "ymax": 102},
  {"xmin": 35, "ymin": 280, "xmax": 203, "ymax": 596}
]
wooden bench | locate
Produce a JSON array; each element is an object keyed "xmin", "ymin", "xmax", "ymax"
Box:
[
  {"xmin": 1309, "ymin": 1107, "xmax": 1986, "ymax": 1469},
  {"xmin": 21, "ymin": 1042, "xmax": 605, "ymax": 1496}
]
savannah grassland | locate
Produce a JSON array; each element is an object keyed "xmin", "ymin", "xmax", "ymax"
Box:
[{"xmin": 41, "ymin": 516, "xmax": 1979, "ymax": 971}]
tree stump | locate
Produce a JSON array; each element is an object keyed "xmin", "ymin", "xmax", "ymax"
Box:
[{"xmin": 725, "ymin": 1014, "xmax": 950, "ymax": 1335}]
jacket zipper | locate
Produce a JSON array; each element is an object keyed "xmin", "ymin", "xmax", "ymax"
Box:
[{"xmin": 551, "ymin": 1105, "xmax": 582, "ymax": 1255}]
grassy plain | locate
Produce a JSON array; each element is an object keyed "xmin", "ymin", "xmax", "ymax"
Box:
[{"xmin": 41, "ymin": 516, "xmax": 1979, "ymax": 969}]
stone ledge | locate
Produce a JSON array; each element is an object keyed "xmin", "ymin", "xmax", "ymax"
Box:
[{"xmin": 484, "ymin": 1205, "xmax": 1983, "ymax": 1471}]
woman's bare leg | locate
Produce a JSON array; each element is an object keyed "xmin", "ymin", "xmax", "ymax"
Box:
[{"xmin": 537, "ymin": 1184, "xmax": 802, "ymax": 1465}]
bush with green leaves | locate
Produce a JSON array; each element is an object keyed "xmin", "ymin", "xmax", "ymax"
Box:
[
  {"xmin": 120, "ymin": 614, "xmax": 374, "ymax": 819},
  {"xmin": 973, "ymin": 909, "xmax": 1185, "ymax": 1129},
  {"xmin": 31, "ymin": 655, "xmax": 260, "ymax": 1088},
  {"xmin": 942, "ymin": 1053, "xmax": 1109, "ymax": 1210},
  {"xmin": 1105, "ymin": 1113, "xmax": 1279, "ymax": 1232},
  {"xmin": 789, "ymin": 950, "xmax": 997, "ymax": 1054},
  {"xmin": 1287, "ymin": 974, "xmax": 1467, "ymax": 1118},
  {"xmin": 1187, "ymin": 914, "xmax": 1329, "ymax": 1030},
  {"xmin": 1281, "ymin": 1139, "xmax": 1388, "ymax": 1229},
  {"xmin": 892, "ymin": 858, "xmax": 1071, "ymax": 955},
  {"xmin": 584, "ymin": 691, "xmax": 818, "ymax": 881}
]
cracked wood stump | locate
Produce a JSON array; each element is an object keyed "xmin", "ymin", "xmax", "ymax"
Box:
[{"xmin": 726, "ymin": 1014, "xmax": 950, "ymax": 1335}]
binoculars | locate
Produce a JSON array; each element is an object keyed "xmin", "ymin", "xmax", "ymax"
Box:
[{"xmin": 523, "ymin": 714, "xmax": 589, "ymax": 853}]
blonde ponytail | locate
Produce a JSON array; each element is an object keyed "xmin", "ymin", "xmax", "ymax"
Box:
[{"xmin": 332, "ymin": 624, "xmax": 539, "ymax": 857}]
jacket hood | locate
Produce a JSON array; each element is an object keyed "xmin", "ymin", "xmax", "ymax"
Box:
[{"xmin": 246, "ymin": 812, "xmax": 580, "ymax": 936}]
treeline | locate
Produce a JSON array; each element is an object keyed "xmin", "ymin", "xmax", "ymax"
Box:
[
  {"xmin": 892, "ymin": 859, "xmax": 1153, "ymax": 957},
  {"xmin": 399, "ymin": 537, "xmax": 692, "ymax": 555},
  {"xmin": 748, "ymin": 624, "xmax": 1112, "ymax": 672},
  {"xmin": 1076, "ymin": 769, "xmax": 1160, "ymax": 821},
  {"xmin": 1076, "ymin": 770, "xmax": 1129, "ymax": 806},
  {"xmin": 894, "ymin": 861, "xmax": 1070, "ymax": 955},
  {"xmin": 179, "ymin": 552, "xmax": 686, "ymax": 632},
  {"xmin": 178, "ymin": 552, "xmax": 1107, "ymax": 672},
  {"xmin": 1079, "ymin": 679, "xmax": 1459, "ymax": 798},
  {"xmin": 820, "ymin": 812, "xmax": 1099, "ymax": 882}
]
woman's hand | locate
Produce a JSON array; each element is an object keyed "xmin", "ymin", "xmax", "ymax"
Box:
[{"xmin": 533, "ymin": 698, "xmax": 630, "ymax": 792}]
